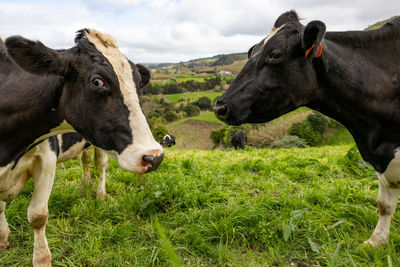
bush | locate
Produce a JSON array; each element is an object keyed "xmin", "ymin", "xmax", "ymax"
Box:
[
  {"xmin": 307, "ymin": 112, "xmax": 328, "ymax": 134},
  {"xmin": 271, "ymin": 135, "xmax": 307, "ymax": 148},
  {"xmin": 210, "ymin": 127, "xmax": 226, "ymax": 148},
  {"xmin": 289, "ymin": 121, "xmax": 320, "ymax": 146},
  {"xmin": 164, "ymin": 111, "xmax": 178, "ymax": 122},
  {"xmin": 194, "ymin": 96, "xmax": 212, "ymax": 110},
  {"xmin": 183, "ymin": 104, "xmax": 200, "ymax": 117},
  {"xmin": 210, "ymin": 126, "xmax": 245, "ymax": 148},
  {"xmin": 148, "ymin": 110, "xmax": 162, "ymax": 119},
  {"xmin": 151, "ymin": 123, "xmax": 169, "ymax": 143}
]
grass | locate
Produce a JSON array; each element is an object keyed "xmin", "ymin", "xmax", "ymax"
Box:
[
  {"xmin": 1, "ymin": 145, "xmax": 400, "ymax": 266},
  {"xmin": 170, "ymin": 111, "xmax": 224, "ymax": 125},
  {"xmin": 168, "ymin": 119, "xmax": 222, "ymax": 149},
  {"xmin": 247, "ymin": 107, "xmax": 312, "ymax": 147},
  {"xmin": 164, "ymin": 90, "xmax": 223, "ymax": 104}
]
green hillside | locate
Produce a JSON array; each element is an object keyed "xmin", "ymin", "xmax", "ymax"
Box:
[{"xmin": 3, "ymin": 145, "xmax": 399, "ymax": 266}]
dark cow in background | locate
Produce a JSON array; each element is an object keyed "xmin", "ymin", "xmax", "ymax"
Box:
[
  {"xmin": 215, "ymin": 11, "xmax": 400, "ymax": 246},
  {"xmin": 231, "ymin": 130, "xmax": 247, "ymax": 149},
  {"xmin": 0, "ymin": 30, "xmax": 161, "ymax": 266},
  {"xmin": 161, "ymin": 134, "xmax": 176, "ymax": 147}
]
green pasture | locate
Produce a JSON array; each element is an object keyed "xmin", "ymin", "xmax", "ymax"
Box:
[{"xmin": 1, "ymin": 145, "xmax": 399, "ymax": 266}]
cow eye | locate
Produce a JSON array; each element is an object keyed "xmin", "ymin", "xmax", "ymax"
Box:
[
  {"xmin": 92, "ymin": 78, "xmax": 104, "ymax": 87},
  {"xmin": 270, "ymin": 51, "xmax": 282, "ymax": 59}
]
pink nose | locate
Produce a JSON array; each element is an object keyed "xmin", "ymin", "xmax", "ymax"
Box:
[{"xmin": 141, "ymin": 151, "xmax": 164, "ymax": 172}]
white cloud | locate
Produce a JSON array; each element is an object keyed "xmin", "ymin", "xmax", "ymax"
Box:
[{"xmin": 0, "ymin": 0, "xmax": 399, "ymax": 63}]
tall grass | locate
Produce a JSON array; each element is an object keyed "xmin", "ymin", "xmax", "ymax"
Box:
[
  {"xmin": 247, "ymin": 108, "xmax": 311, "ymax": 146},
  {"xmin": 1, "ymin": 145, "xmax": 399, "ymax": 266}
]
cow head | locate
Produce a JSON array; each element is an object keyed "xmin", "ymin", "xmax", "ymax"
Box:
[
  {"xmin": 5, "ymin": 29, "xmax": 163, "ymax": 173},
  {"xmin": 215, "ymin": 11, "xmax": 326, "ymax": 125}
]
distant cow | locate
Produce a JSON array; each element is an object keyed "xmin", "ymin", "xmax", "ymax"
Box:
[
  {"xmin": 231, "ymin": 130, "xmax": 247, "ymax": 149},
  {"xmin": 215, "ymin": 11, "xmax": 400, "ymax": 246},
  {"xmin": 161, "ymin": 134, "xmax": 176, "ymax": 147},
  {"xmin": 0, "ymin": 29, "xmax": 162, "ymax": 266}
]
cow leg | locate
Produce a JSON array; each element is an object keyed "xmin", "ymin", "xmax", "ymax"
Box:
[
  {"xmin": 94, "ymin": 148, "xmax": 108, "ymax": 200},
  {"xmin": 364, "ymin": 173, "xmax": 400, "ymax": 246},
  {"xmin": 81, "ymin": 148, "xmax": 91, "ymax": 184},
  {"xmin": 28, "ymin": 154, "xmax": 57, "ymax": 267},
  {"xmin": 0, "ymin": 201, "xmax": 10, "ymax": 250}
]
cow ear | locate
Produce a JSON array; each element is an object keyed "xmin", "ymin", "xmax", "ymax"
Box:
[
  {"xmin": 136, "ymin": 64, "xmax": 151, "ymax": 88},
  {"xmin": 5, "ymin": 36, "xmax": 69, "ymax": 76},
  {"xmin": 303, "ymin": 20, "xmax": 326, "ymax": 59},
  {"xmin": 247, "ymin": 44, "xmax": 256, "ymax": 59}
]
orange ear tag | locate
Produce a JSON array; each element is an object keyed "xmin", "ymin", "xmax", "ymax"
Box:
[{"xmin": 305, "ymin": 43, "xmax": 322, "ymax": 59}]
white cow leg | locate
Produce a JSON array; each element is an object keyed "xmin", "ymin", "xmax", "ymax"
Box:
[
  {"xmin": 81, "ymin": 148, "xmax": 92, "ymax": 184},
  {"xmin": 28, "ymin": 153, "xmax": 57, "ymax": 267},
  {"xmin": 0, "ymin": 201, "xmax": 10, "ymax": 250},
  {"xmin": 364, "ymin": 173, "xmax": 400, "ymax": 246},
  {"xmin": 94, "ymin": 148, "xmax": 108, "ymax": 199}
]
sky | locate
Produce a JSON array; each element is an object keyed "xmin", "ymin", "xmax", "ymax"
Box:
[{"xmin": 0, "ymin": 0, "xmax": 399, "ymax": 63}]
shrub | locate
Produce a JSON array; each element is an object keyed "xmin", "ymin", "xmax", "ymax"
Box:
[
  {"xmin": 210, "ymin": 127, "xmax": 226, "ymax": 148},
  {"xmin": 148, "ymin": 110, "xmax": 162, "ymax": 119},
  {"xmin": 164, "ymin": 111, "xmax": 178, "ymax": 122},
  {"xmin": 307, "ymin": 112, "xmax": 328, "ymax": 134},
  {"xmin": 151, "ymin": 123, "xmax": 169, "ymax": 143},
  {"xmin": 194, "ymin": 96, "xmax": 212, "ymax": 110},
  {"xmin": 271, "ymin": 135, "xmax": 307, "ymax": 148},
  {"xmin": 183, "ymin": 104, "xmax": 200, "ymax": 117},
  {"xmin": 210, "ymin": 126, "xmax": 245, "ymax": 148},
  {"xmin": 289, "ymin": 121, "xmax": 320, "ymax": 146}
]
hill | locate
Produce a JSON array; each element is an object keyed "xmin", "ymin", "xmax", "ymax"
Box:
[
  {"xmin": 145, "ymin": 52, "xmax": 247, "ymax": 76},
  {"xmin": 366, "ymin": 16, "xmax": 399, "ymax": 30}
]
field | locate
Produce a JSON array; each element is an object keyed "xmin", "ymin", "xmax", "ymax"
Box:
[
  {"xmin": 1, "ymin": 145, "xmax": 400, "ymax": 266},
  {"xmin": 163, "ymin": 90, "xmax": 223, "ymax": 104}
]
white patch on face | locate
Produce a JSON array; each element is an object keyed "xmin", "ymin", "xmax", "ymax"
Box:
[
  {"xmin": 85, "ymin": 29, "xmax": 163, "ymax": 173},
  {"xmin": 32, "ymin": 120, "xmax": 74, "ymax": 146},
  {"xmin": 251, "ymin": 25, "xmax": 285, "ymax": 58},
  {"xmin": 383, "ymin": 149, "xmax": 400, "ymax": 187}
]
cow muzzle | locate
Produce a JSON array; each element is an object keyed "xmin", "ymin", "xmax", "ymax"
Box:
[
  {"xmin": 142, "ymin": 152, "xmax": 164, "ymax": 173},
  {"xmin": 214, "ymin": 100, "xmax": 230, "ymax": 122},
  {"xmin": 117, "ymin": 145, "xmax": 164, "ymax": 173}
]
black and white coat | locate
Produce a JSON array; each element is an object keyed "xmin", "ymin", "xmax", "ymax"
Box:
[{"xmin": 0, "ymin": 30, "xmax": 162, "ymax": 266}]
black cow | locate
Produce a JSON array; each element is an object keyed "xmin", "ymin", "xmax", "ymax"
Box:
[
  {"xmin": 0, "ymin": 30, "xmax": 162, "ymax": 265},
  {"xmin": 161, "ymin": 134, "xmax": 176, "ymax": 147},
  {"xmin": 215, "ymin": 11, "xmax": 400, "ymax": 246},
  {"xmin": 231, "ymin": 130, "xmax": 247, "ymax": 149}
]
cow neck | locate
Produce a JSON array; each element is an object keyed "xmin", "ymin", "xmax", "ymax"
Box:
[
  {"xmin": 0, "ymin": 73, "xmax": 67, "ymax": 167},
  {"xmin": 309, "ymin": 32, "xmax": 400, "ymax": 129},
  {"xmin": 307, "ymin": 33, "xmax": 400, "ymax": 171}
]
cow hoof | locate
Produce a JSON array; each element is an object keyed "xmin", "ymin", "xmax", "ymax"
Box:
[
  {"xmin": 96, "ymin": 191, "xmax": 106, "ymax": 200},
  {"xmin": 33, "ymin": 251, "xmax": 52, "ymax": 267},
  {"xmin": 0, "ymin": 240, "xmax": 9, "ymax": 250},
  {"xmin": 363, "ymin": 237, "xmax": 388, "ymax": 247}
]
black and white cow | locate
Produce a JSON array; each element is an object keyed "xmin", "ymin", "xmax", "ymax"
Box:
[
  {"xmin": 161, "ymin": 134, "xmax": 176, "ymax": 147},
  {"xmin": 231, "ymin": 130, "xmax": 247, "ymax": 150},
  {"xmin": 215, "ymin": 11, "xmax": 400, "ymax": 246},
  {"xmin": 0, "ymin": 30, "xmax": 161, "ymax": 266},
  {"xmin": 53, "ymin": 133, "xmax": 109, "ymax": 199}
]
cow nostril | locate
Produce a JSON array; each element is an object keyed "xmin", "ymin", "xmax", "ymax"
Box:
[
  {"xmin": 214, "ymin": 101, "xmax": 229, "ymax": 121},
  {"xmin": 142, "ymin": 152, "xmax": 164, "ymax": 172}
]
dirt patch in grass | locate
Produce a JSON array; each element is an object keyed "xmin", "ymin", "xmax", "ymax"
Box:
[{"xmin": 168, "ymin": 120, "xmax": 222, "ymax": 149}]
